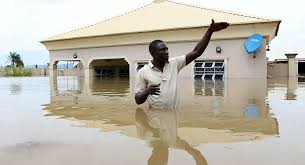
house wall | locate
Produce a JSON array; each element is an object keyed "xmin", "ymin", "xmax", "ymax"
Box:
[
  {"xmin": 31, "ymin": 68, "xmax": 49, "ymax": 76},
  {"xmin": 267, "ymin": 63, "xmax": 288, "ymax": 77},
  {"xmin": 49, "ymin": 38, "xmax": 267, "ymax": 79}
]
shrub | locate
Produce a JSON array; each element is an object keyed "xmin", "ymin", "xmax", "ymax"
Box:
[{"xmin": 4, "ymin": 67, "xmax": 32, "ymax": 77}]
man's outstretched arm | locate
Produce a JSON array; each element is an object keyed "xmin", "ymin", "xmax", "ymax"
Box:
[{"xmin": 185, "ymin": 19, "xmax": 229, "ymax": 65}]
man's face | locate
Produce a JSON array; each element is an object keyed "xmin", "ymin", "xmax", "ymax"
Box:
[{"xmin": 153, "ymin": 42, "xmax": 169, "ymax": 63}]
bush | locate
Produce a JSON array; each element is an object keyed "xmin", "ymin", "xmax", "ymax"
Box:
[{"xmin": 4, "ymin": 67, "xmax": 32, "ymax": 77}]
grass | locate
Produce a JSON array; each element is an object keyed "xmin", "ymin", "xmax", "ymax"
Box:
[{"xmin": 3, "ymin": 67, "xmax": 32, "ymax": 77}]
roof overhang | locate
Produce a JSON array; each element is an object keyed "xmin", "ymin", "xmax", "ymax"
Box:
[{"xmin": 41, "ymin": 21, "xmax": 280, "ymax": 51}]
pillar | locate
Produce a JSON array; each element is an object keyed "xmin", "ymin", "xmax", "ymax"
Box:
[
  {"xmin": 125, "ymin": 58, "xmax": 134, "ymax": 96},
  {"xmin": 285, "ymin": 53, "xmax": 298, "ymax": 77},
  {"xmin": 285, "ymin": 53, "xmax": 298, "ymax": 100},
  {"xmin": 49, "ymin": 62, "xmax": 58, "ymax": 101},
  {"xmin": 286, "ymin": 77, "xmax": 297, "ymax": 100},
  {"xmin": 83, "ymin": 61, "xmax": 95, "ymax": 95}
]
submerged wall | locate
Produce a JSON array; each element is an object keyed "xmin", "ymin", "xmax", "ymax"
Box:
[
  {"xmin": 49, "ymin": 38, "xmax": 268, "ymax": 79},
  {"xmin": 267, "ymin": 62, "xmax": 288, "ymax": 77}
]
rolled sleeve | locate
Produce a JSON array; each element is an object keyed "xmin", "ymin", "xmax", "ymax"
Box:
[
  {"xmin": 135, "ymin": 70, "xmax": 146, "ymax": 94},
  {"xmin": 175, "ymin": 55, "xmax": 186, "ymax": 72}
]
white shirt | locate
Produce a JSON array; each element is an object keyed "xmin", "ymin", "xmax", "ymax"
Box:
[{"xmin": 135, "ymin": 55, "xmax": 186, "ymax": 108}]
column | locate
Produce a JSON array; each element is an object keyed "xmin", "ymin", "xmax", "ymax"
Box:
[
  {"xmin": 125, "ymin": 58, "xmax": 134, "ymax": 97},
  {"xmin": 286, "ymin": 76, "xmax": 297, "ymax": 100},
  {"xmin": 49, "ymin": 64, "xmax": 58, "ymax": 101},
  {"xmin": 285, "ymin": 53, "xmax": 298, "ymax": 77},
  {"xmin": 285, "ymin": 53, "xmax": 298, "ymax": 100},
  {"xmin": 83, "ymin": 62, "xmax": 94, "ymax": 96}
]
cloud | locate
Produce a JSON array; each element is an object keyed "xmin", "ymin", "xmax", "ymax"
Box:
[
  {"xmin": 0, "ymin": 0, "xmax": 151, "ymax": 65},
  {"xmin": 1, "ymin": 0, "xmax": 305, "ymax": 64}
]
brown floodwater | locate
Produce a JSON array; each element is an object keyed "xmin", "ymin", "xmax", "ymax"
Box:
[{"xmin": 0, "ymin": 76, "xmax": 305, "ymax": 165}]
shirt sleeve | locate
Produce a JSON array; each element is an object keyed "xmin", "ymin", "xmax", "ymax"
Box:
[
  {"xmin": 135, "ymin": 69, "xmax": 146, "ymax": 94},
  {"xmin": 175, "ymin": 55, "xmax": 186, "ymax": 72}
]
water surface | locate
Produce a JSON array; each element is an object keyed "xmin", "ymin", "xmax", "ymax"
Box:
[{"xmin": 0, "ymin": 76, "xmax": 304, "ymax": 165}]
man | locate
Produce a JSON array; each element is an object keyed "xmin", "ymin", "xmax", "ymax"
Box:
[{"xmin": 135, "ymin": 19, "xmax": 229, "ymax": 108}]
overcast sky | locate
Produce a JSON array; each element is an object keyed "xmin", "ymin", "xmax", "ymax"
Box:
[{"xmin": 0, "ymin": 0, "xmax": 304, "ymax": 66}]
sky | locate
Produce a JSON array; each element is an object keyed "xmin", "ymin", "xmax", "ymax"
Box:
[{"xmin": 0, "ymin": 0, "xmax": 304, "ymax": 66}]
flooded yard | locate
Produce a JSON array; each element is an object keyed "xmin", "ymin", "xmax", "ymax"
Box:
[{"xmin": 0, "ymin": 76, "xmax": 305, "ymax": 165}]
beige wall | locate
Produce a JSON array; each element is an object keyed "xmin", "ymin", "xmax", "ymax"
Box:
[
  {"xmin": 170, "ymin": 39, "xmax": 267, "ymax": 78},
  {"xmin": 31, "ymin": 68, "xmax": 49, "ymax": 76},
  {"xmin": 267, "ymin": 63, "xmax": 288, "ymax": 77},
  {"xmin": 49, "ymin": 38, "xmax": 267, "ymax": 78}
]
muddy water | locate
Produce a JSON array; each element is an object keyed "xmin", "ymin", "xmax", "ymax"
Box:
[{"xmin": 0, "ymin": 76, "xmax": 305, "ymax": 165}]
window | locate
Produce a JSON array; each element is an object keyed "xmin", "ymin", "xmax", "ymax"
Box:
[
  {"xmin": 194, "ymin": 62, "xmax": 203, "ymax": 67},
  {"xmin": 204, "ymin": 62, "xmax": 213, "ymax": 67},
  {"xmin": 194, "ymin": 60, "xmax": 225, "ymax": 80}
]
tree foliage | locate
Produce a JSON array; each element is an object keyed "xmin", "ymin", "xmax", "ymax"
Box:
[{"xmin": 8, "ymin": 52, "xmax": 24, "ymax": 67}]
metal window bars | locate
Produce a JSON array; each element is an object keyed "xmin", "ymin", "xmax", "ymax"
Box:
[{"xmin": 194, "ymin": 60, "xmax": 224, "ymax": 80}]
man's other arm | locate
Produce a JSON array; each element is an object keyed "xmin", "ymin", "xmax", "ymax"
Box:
[{"xmin": 135, "ymin": 84, "xmax": 160, "ymax": 105}]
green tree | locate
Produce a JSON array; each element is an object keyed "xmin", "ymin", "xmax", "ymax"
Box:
[{"xmin": 8, "ymin": 52, "xmax": 24, "ymax": 67}]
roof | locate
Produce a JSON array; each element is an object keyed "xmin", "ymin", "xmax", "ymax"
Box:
[
  {"xmin": 274, "ymin": 58, "xmax": 305, "ymax": 63},
  {"xmin": 42, "ymin": 0, "xmax": 280, "ymax": 42}
]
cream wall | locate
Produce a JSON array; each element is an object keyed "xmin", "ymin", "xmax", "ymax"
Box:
[
  {"xmin": 49, "ymin": 38, "xmax": 267, "ymax": 79},
  {"xmin": 167, "ymin": 39, "xmax": 267, "ymax": 78},
  {"xmin": 267, "ymin": 63, "xmax": 288, "ymax": 77}
]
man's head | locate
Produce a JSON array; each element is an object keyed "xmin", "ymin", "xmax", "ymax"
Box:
[{"xmin": 149, "ymin": 40, "xmax": 169, "ymax": 64}]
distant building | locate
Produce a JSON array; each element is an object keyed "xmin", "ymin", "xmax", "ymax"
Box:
[
  {"xmin": 268, "ymin": 57, "xmax": 305, "ymax": 77},
  {"xmin": 41, "ymin": 0, "xmax": 280, "ymax": 79}
]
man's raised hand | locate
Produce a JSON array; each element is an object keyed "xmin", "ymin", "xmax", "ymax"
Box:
[{"xmin": 209, "ymin": 19, "xmax": 229, "ymax": 32}]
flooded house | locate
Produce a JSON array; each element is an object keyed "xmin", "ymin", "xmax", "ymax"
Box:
[{"xmin": 40, "ymin": 0, "xmax": 280, "ymax": 80}]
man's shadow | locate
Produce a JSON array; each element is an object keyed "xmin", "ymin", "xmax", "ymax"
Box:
[{"xmin": 135, "ymin": 108, "xmax": 208, "ymax": 165}]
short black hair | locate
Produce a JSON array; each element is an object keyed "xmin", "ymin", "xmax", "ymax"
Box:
[{"xmin": 149, "ymin": 40, "xmax": 164, "ymax": 55}]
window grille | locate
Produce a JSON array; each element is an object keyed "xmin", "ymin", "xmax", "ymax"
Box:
[{"xmin": 194, "ymin": 60, "xmax": 224, "ymax": 80}]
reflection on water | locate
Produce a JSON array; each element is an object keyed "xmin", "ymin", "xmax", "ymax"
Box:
[
  {"xmin": 90, "ymin": 77, "xmax": 130, "ymax": 96},
  {"xmin": 9, "ymin": 83, "xmax": 22, "ymax": 95},
  {"xmin": 46, "ymin": 76, "xmax": 279, "ymax": 141},
  {"xmin": 244, "ymin": 99, "xmax": 261, "ymax": 118},
  {"xmin": 2, "ymin": 76, "xmax": 305, "ymax": 164},
  {"xmin": 267, "ymin": 77, "xmax": 305, "ymax": 100},
  {"xmin": 135, "ymin": 108, "xmax": 207, "ymax": 165},
  {"xmin": 193, "ymin": 80, "xmax": 224, "ymax": 96}
]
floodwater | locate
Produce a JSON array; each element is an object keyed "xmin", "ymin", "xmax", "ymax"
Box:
[{"xmin": 0, "ymin": 76, "xmax": 305, "ymax": 165}]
